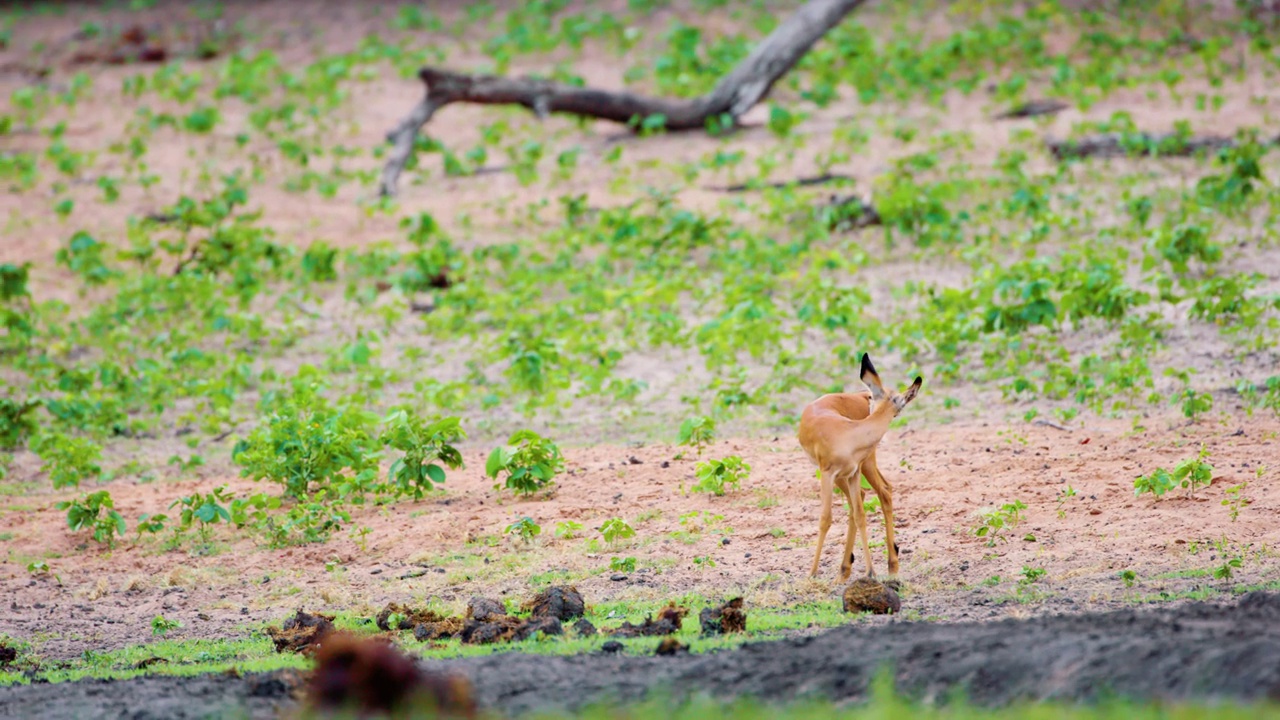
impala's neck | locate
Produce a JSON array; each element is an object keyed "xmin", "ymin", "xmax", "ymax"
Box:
[{"xmin": 863, "ymin": 397, "xmax": 896, "ymax": 433}]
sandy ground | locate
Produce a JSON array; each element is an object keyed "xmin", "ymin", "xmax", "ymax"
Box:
[{"xmin": 3, "ymin": 405, "xmax": 1278, "ymax": 658}]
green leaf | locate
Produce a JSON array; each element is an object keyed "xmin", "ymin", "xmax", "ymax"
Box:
[
  {"xmin": 485, "ymin": 447, "xmax": 506, "ymax": 478},
  {"xmin": 425, "ymin": 464, "xmax": 446, "ymax": 485}
]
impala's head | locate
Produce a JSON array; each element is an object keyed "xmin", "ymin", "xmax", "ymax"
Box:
[{"xmin": 860, "ymin": 353, "xmax": 922, "ymax": 416}]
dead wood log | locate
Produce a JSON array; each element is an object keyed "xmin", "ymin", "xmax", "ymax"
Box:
[
  {"xmin": 996, "ymin": 99, "xmax": 1069, "ymax": 120},
  {"xmin": 709, "ymin": 172, "xmax": 855, "ymax": 193},
  {"xmin": 1046, "ymin": 132, "xmax": 1280, "ymax": 161},
  {"xmin": 379, "ymin": 0, "xmax": 870, "ymax": 197}
]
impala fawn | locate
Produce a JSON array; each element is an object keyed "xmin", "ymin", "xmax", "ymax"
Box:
[{"xmin": 797, "ymin": 353, "xmax": 921, "ymax": 580}]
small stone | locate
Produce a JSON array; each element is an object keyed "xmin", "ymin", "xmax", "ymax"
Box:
[
  {"xmin": 610, "ymin": 574, "xmax": 628, "ymax": 582},
  {"xmin": 601, "ymin": 640, "xmax": 623, "ymax": 654}
]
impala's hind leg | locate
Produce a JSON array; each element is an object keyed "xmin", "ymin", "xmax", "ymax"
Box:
[
  {"xmin": 835, "ymin": 471, "xmax": 858, "ymax": 581},
  {"xmin": 809, "ymin": 466, "xmax": 835, "ymax": 578},
  {"xmin": 861, "ymin": 449, "xmax": 899, "ymax": 576},
  {"xmin": 850, "ymin": 476, "xmax": 875, "ymax": 578}
]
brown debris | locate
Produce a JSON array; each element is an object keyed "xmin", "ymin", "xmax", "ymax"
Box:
[
  {"xmin": 0, "ymin": 642, "xmax": 16, "ymax": 667},
  {"xmin": 265, "ymin": 610, "xmax": 336, "ymax": 655},
  {"xmin": 655, "ymin": 637, "xmax": 690, "ymax": 656},
  {"xmin": 699, "ymin": 598, "xmax": 747, "ymax": 636},
  {"xmin": 572, "ymin": 618, "xmax": 598, "ymax": 637},
  {"xmin": 609, "ymin": 603, "xmax": 688, "ymax": 638},
  {"xmin": 375, "ymin": 602, "xmax": 450, "ymax": 632},
  {"xmin": 67, "ymin": 21, "xmax": 240, "ymax": 67},
  {"xmin": 466, "ymin": 596, "xmax": 508, "ymax": 622},
  {"xmin": 522, "ymin": 586, "xmax": 586, "ymax": 622},
  {"xmin": 843, "ymin": 577, "xmax": 901, "ymax": 615},
  {"xmin": 459, "ymin": 615, "xmax": 562, "ymax": 645},
  {"xmin": 413, "ymin": 617, "xmax": 466, "ymax": 642},
  {"xmin": 307, "ymin": 632, "xmax": 476, "ymax": 718}
]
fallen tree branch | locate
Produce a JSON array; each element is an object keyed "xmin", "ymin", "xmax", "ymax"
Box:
[
  {"xmin": 996, "ymin": 99, "xmax": 1068, "ymax": 120},
  {"xmin": 379, "ymin": 0, "xmax": 870, "ymax": 197},
  {"xmin": 708, "ymin": 172, "xmax": 855, "ymax": 193},
  {"xmin": 1046, "ymin": 132, "xmax": 1280, "ymax": 160}
]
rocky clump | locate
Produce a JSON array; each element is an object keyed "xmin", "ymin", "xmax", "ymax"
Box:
[
  {"xmin": 522, "ymin": 586, "xmax": 586, "ymax": 622},
  {"xmin": 699, "ymin": 598, "xmax": 747, "ymax": 636},
  {"xmin": 266, "ymin": 610, "xmax": 336, "ymax": 655},
  {"xmin": 843, "ymin": 577, "xmax": 901, "ymax": 615},
  {"xmin": 609, "ymin": 604, "xmax": 688, "ymax": 637}
]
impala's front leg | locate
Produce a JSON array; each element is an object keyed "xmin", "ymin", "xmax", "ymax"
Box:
[{"xmin": 810, "ymin": 467, "xmax": 835, "ymax": 578}]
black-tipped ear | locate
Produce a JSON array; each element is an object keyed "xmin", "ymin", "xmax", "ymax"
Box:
[
  {"xmin": 860, "ymin": 352, "xmax": 885, "ymax": 400},
  {"xmin": 860, "ymin": 353, "xmax": 877, "ymax": 378},
  {"xmin": 902, "ymin": 376, "xmax": 923, "ymax": 404}
]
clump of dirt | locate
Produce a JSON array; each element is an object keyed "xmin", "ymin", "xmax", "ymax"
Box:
[
  {"xmin": 843, "ymin": 578, "xmax": 901, "ymax": 615},
  {"xmin": 655, "ymin": 637, "xmax": 689, "ymax": 656},
  {"xmin": 266, "ymin": 610, "xmax": 335, "ymax": 655},
  {"xmin": 609, "ymin": 603, "xmax": 688, "ymax": 637},
  {"xmin": 307, "ymin": 632, "xmax": 476, "ymax": 718},
  {"xmin": 376, "ymin": 602, "xmax": 451, "ymax": 631},
  {"xmin": 414, "ymin": 617, "xmax": 466, "ymax": 642},
  {"xmin": 572, "ymin": 618, "xmax": 597, "ymax": 636},
  {"xmin": 0, "ymin": 642, "xmax": 16, "ymax": 667},
  {"xmin": 699, "ymin": 598, "xmax": 747, "ymax": 636},
  {"xmin": 466, "ymin": 596, "xmax": 508, "ymax": 622},
  {"xmin": 460, "ymin": 615, "xmax": 562, "ymax": 646},
  {"xmin": 522, "ymin": 586, "xmax": 586, "ymax": 622}
]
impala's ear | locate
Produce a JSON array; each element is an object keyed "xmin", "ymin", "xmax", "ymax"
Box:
[
  {"xmin": 902, "ymin": 376, "xmax": 923, "ymax": 404},
  {"xmin": 860, "ymin": 353, "xmax": 885, "ymax": 401}
]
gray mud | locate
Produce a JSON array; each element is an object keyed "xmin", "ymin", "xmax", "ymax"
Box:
[{"xmin": 3, "ymin": 592, "xmax": 1280, "ymax": 719}]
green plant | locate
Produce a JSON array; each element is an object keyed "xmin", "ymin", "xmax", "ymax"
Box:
[
  {"xmin": 485, "ymin": 430, "xmax": 565, "ymax": 496},
  {"xmin": 1214, "ymin": 556, "xmax": 1243, "ymax": 581},
  {"xmin": 677, "ymin": 415, "xmax": 716, "ymax": 455},
  {"xmin": 1135, "ymin": 445, "xmax": 1213, "ymax": 499},
  {"xmin": 32, "ymin": 433, "xmax": 103, "ymax": 489},
  {"xmin": 0, "ymin": 397, "xmax": 40, "ymax": 449},
  {"xmin": 609, "ymin": 556, "xmax": 636, "ymax": 572},
  {"xmin": 1020, "ymin": 566, "xmax": 1046, "ymax": 584},
  {"xmin": 170, "ymin": 486, "xmax": 234, "ymax": 543},
  {"xmin": 1055, "ymin": 486, "xmax": 1077, "ymax": 518},
  {"xmin": 381, "ymin": 408, "xmax": 465, "ymax": 499},
  {"xmin": 232, "ymin": 376, "xmax": 381, "ymax": 501},
  {"xmin": 135, "ymin": 513, "xmax": 168, "ymax": 539},
  {"xmin": 692, "ymin": 455, "xmax": 751, "ymax": 496},
  {"xmin": 151, "ymin": 615, "xmax": 182, "ymax": 637},
  {"xmin": 56, "ymin": 490, "xmax": 125, "ymax": 548},
  {"xmin": 554, "ymin": 520, "xmax": 583, "ymax": 539},
  {"xmin": 693, "ymin": 555, "xmax": 717, "ymax": 569},
  {"xmin": 974, "ymin": 500, "xmax": 1027, "ymax": 546},
  {"xmin": 600, "ymin": 517, "xmax": 635, "ymax": 547},
  {"xmin": 1221, "ymin": 482, "xmax": 1250, "ymax": 521},
  {"xmin": 1119, "ymin": 570, "xmax": 1137, "ymax": 588},
  {"xmin": 506, "ymin": 516, "xmax": 542, "ymax": 545}
]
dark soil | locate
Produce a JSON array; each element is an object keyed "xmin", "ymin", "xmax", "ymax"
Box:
[{"xmin": 4, "ymin": 593, "xmax": 1280, "ymax": 719}]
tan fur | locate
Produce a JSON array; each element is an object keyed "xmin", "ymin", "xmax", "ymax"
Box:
[{"xmin": 797, "ymin": 355, "xmax": 920, "ymax": 580}]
